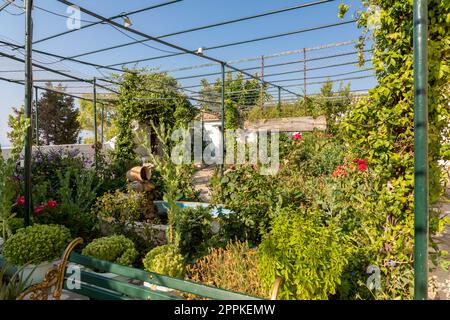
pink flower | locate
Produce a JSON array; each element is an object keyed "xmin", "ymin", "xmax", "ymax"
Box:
[
  {"xmin": 34, "ymin": 205, "xmax": 44, "ymax": 215},
  {"xmin": 292, "ymin": 133, "xmax": 302, "ymax": 141},
  {"xmin": 16, "ymin": 195, "xmax": 25, "ymax": 206},
  {"xmin": 47, "ymin": 200, "xmax": 58, "ymax": 209}
]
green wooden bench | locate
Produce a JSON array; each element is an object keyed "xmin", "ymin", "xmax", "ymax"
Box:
[
  {"xmin": 65, "ymin": 251, "xmax": 262, "ymax": 300},
  {"xmin": 1, "ymin": 238, "xmax": 263, "ymax": 300}
]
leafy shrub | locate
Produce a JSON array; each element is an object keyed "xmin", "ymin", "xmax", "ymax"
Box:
[
  {"xmin": 281, "ymin": 131, "xmax": 345, "ymax": 177},
  {"xmin": 34, "ymin": 168, "xmax": 101, "ymax": 241},
  {"xmin": 211, "ymin": 165, "xmax": 281, "ymax": 244},
  {"xmin": 143, "ymin": 244, "xmax": 185, "ymax": 278},
  {"xmin": 92, "ymin": 188, "xmax": 153, "ymax": 224},
  {"xmin": 258, "ymin": 207, "xmax": 348, "ymax": 300},
  {"xmin": 173, "ymin": 206, "xmax": 213, "ymax": 262},
  {"xmin": 188, "ymin": 241, "xmax": 269, "ymax": 298},
  {"xmin": 82, "ymin": 235, "xmax": 138, "ymax": 266},
  {"xmin": 3, "ymin": 224, "xmax": 71, "ymax": 266}
]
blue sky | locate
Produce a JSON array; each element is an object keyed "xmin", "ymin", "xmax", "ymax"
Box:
[{"xmin": 0, "ymin": 0, "xmax": 375, "ymax": 146}]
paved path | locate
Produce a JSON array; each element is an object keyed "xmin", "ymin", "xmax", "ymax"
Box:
[{"xmin": 191, "ymin": 166, "xmax": 215, "ymax": 202}]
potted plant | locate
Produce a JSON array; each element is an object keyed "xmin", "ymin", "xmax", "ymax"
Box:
[{"xmin": 1, "ymin": 224, "xmax": 71, "ymax": 286}]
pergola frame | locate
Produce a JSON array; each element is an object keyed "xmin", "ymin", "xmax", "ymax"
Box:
[{"xmin": 0, "ymin": 0, "xmax": 428, "ymax": 299}]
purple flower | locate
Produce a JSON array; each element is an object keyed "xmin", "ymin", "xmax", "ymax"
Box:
[{"xmin": 388, "ymin": 260, "xmax": 397, "ymax": 267}]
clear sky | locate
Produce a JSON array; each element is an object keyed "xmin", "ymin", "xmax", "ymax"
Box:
[{"xmin": 0, "ymin": 0, "xmax": 376, "ymax": 147}]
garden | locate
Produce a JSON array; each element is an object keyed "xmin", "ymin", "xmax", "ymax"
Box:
[{"xmin": 0, "ymin": 0, "xmax": 449, "ymax": 301}]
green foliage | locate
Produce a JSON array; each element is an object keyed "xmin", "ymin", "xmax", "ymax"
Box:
[
  {"xmin": 211, "ymin": 165, "xmax": 281, "ymax": 244},
  {"xmin": 198, "ymin": 72, "xmax": 265, "ymax": 111},
  {"xmin": 111, "ymin": 69, "xmax": 197, "ymax": 169},
  {"xmin": 92, "ymin": 188, "xmax": 151, "ymax": 224},
  {"xmin": 337, "ymin": 0, "xmax": 450, "ymax": 298},
  {"xmin": 139, "ymin": 120, "xmax": 198, "ymax": 244},
  {"xmin": 245, "ymin": 101, "xmax": 308, "ymax": 121},
  {"xmin": 78, "ymin": 94, "xmax": 118, "ymax": 144},
  {"xmin": 0, "ymin": 115, "xmax": 29, "ymax": 240},
  {"xmin": 315, "ymin": 80, "xmax": 352, "ymax": 133},
  {"xmin": 142, "ymin": 244, "xmax": 185, "ymax": 278},
  {"xmin": 82, "ymin": 235, "xmax": 138, "ymax": 266},
  {"xmin": 338, "ymin": 3, "xmax": 349, "ymax": 19},
  {"xmin": 281, "ymin": 131, "xmax": 346, "ymax": 177},
  {"xmin": 258, "ymin": 207, "xmax": 348, "ymax": 300},
  {"xmin": 0, "ymin": 218, "xmax": 24, "ymax": 236},
  {"xmin": 2, "ymin": 224, "xmax": 71, "ymax": 266},
  {"xmin": 173, "ymin": 206, "xmax": 213, "ymax": 262},
  {"xmin": 35, "ymin": 83, "xmax": 80, "ymax": 145},
  {"xmin": 188, "ymin": 241, "xmax": 269, "ymax": 298},
  {"xmin": 34, "ymin": 167, "xmax": 101, "ymax": 240},
  {"xmin": 224, "ymin": 99, "xmax": 240, "ymax": 130},
  {"xmin": 0, "ymin": 264, "xmax": 31, "ymax": 300}
]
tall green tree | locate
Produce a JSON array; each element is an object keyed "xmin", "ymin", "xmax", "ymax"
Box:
[
  {"xmin": 78, "ymin": 94, "xmax": 118, "ymax": 144},
  {"xmin": 36, "ymin": 83, "xmax": 80, "ymax": 145},
  {"xmin": 111, "ymin": 69, "xmax": 198, "ymax": 168},
  {"xmin": 198, "ymin": 72, "xmax": 267, "ymax": 112}
]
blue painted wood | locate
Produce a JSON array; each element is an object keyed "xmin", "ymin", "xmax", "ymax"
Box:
[{"xmin": 153, "ymin": 201, "xmax": 233, "ymax": 218}]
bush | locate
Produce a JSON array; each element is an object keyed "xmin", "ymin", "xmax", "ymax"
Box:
[
  {"xmin": 92, "ymin": 188, "xmax": 153, "ymax": 224},
  {"xmin": 82, "ymin": 235, "xmax": 138, "ymax": 266},
  {"xmin": 188, "ymin": 241, "xmax": 269, "ymax": 298},
  {"xmin": 258, "ymin": 207, "xmax": 348, "ymax": 300},
  {"xmin": 211, "ymin": 165, "xmax": 281, "ymax": 244},
  {"xmin": 173, "ymin": 206, "xmax": 213, "ymax": 262},
  {"xmin": 34, "ymin": 168, "xmax": 101, "ymax": 241},
  {"xmin": 143, "ymin": 244, "xmax": 184, "ymax": 278},
  {"xmin": 3, "ymin": 224, "xmax": 71, "ymax": 266}
]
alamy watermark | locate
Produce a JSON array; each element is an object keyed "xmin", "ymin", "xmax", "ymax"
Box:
[
  {"xmin": 168, "ymin": 121, "xmax": 280, "ymax": 175},
  {"xmin": 66, "ymin": 5, "xmax": 81, "ymax": 30}
]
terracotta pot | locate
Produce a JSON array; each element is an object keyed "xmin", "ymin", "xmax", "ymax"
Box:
[{"xmin": 126, "ymin": 166, "xmax": 151, "ymax": 182}]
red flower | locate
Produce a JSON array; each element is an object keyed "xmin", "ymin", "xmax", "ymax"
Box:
[
  {"xmin": 34, "ymin": 205, "xmax": 44, "ymax": 215},
  {"xmin": 292, "ymin": 133, "xmax": 302, "ymax": 141},
  {"xmin": 358, "ymin": 163, "xmax": 368, "ymax": 171},
  {"xmin": 353, "ymin": 159, "xmax": 368, "ymax": 165},
  {"xmin": 47, "ymin": 200, "xmax": 58, "ymax": 209},
  {"xmin": 16, "ymin": 195, "xmax": 25, "ymax": 206}
]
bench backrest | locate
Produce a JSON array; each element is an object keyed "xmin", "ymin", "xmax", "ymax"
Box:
[{"xmin": 66, "ymin": 252, "xmax": 262, "ymax": 300}]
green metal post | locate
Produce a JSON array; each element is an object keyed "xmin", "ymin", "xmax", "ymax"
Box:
[
  {"xmin": 220, "ymin": 63, "xmax": 225, "ymax": 178},
  {"xmin": 101, "ymin": 104, "xmax": 105, "ymax": 145},
  {"xmin": 93, "ymin": 77, "xmax": 98, "ymax": 168},
  {"xmin": 413, "ymin": 0, "xmax": 429, "ymax": 300},
  {"xmin": 34, "ymin": 86, "xmax": 39, "ymax": 146},
  {"xmin": 93, "ymin": 77, "xmax": 98, "ymax": 145},
  {"xmin": 277, "ymin": 86, "xmax": 281, "ymax": 111},
  {"xmin": 24, "ymin": 0, "xmax": 34, "ymax": 226}
]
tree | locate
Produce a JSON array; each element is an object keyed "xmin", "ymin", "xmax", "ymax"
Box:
[
  {"xmin": 78, "ymin": 93, "xmax": 118, "ymax": 144},
  {"xmin": 36, "ymin": 83, "xmax": 80, "ymax": 145},
  {"xmin": 316, "ymin": 80, "xmax": 351, "ymax": 133},
  {"xmin": 111, "ymin": 69, "xmax": 198, "ymax": 169},
  {"xmin": 198, "ymin": 72, "xmax": 267, "ymax": 112}
]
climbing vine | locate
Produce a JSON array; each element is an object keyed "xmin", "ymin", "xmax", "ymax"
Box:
[{"xmin": 340, "ymin": 0, "xmax": 450, "ymax": 298}]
